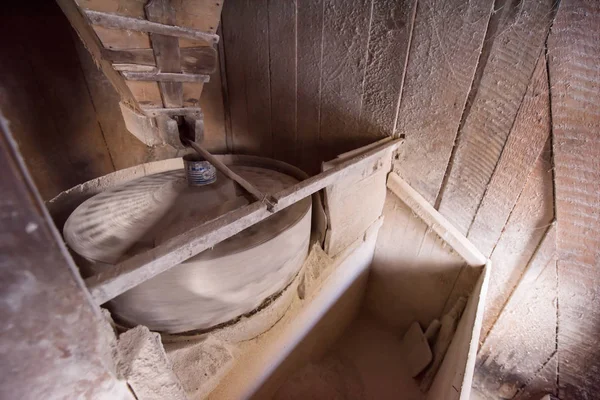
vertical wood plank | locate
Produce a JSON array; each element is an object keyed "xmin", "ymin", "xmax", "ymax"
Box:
[
  {"xmin": 268, "ymin": 0, "xmax": 297, "ymax": 164},
  {"xmin": 221, "ymin": 0, "xmax": 249, "ymax": 154},
  {"xmin": 0, "ymin": 13, "xmax": 115, "ymax": 200},
  {"xmin": 318, "ymin": 0, "xmax": 374, "ymax": 162},
  {"xmin": 358, "ymin": 0, "xmax": 416, "ymax": 139},
  {"xmin": 221, "ymin": 0, "xmax": 272, "ymax": 156},
  {"xmin": 467, "ymin": 55, "xmax": 551, "ymax": 256},
  {"xmin": 296, "ymin": 0, "xmax": 324, "ymax": 174},
  {"xmin": 548, "ymin": 0, "xmax": 600, "ymax": 398},
  {"xmin": 393, "ymin": 0, "xmax": 493, "ymax": 204},
  {"xmin": 474, "ymin": 227, "xmax": 557, "ymax": 399},
  {"xmin": 437, "ymin": 0, "xmax": 556, "ymax": 234},
  {"xmin": 480, "ymin": 142, "xmax": 555, "ymax": 340}
]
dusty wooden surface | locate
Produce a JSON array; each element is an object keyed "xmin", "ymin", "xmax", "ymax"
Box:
[
  {"xmin": 3, "ymin": 0, "xmax": 600, "ymax": 396},
  {"xmin": 437, "ymin": 0, "xmax": 555, "ymax": 234},
  {"xmin": 393, "ymin": 0, "xmax": 493, "ymax": 205},
  {"xmin": 0, "ymin": 111, "xmax": 132, "ymax": 400},
  {"xmin": 548, "ymin": 0, "xmax": 600, "ymax": 398},
  {"xmin": 1, "ymin": 1, "xmax": 226, "ymax": 200}
]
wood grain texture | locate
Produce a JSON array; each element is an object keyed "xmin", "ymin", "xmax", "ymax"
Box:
[
  {"xmin": 0, "ymin": 111, "xmax": 132, "ymax": 400},
  {"xmin": 437, "ymin": 0, "xmax": 555, "ymax": 234},
  {"xmin": 393, "ymin": 0, "xmax": 493, "ymax": 204},
  {"xmin": 367, "ymin": 193, "xmax": 467, "ymax": 334},
  {"xmin": 102, "ymin": 47, "xmax": 217, "ymax": 74},
  {"xmin": 74, "ymin": 38, "xmax": 180, "ymax": 169},
  {"xmin": 268, "ymin": 0, "xmax": 297, "ymax": 164},
  {"xmin": 322, "ymin": 147, "xmax": 393, "ymax": 257},
  {"xmin": 358, "ymin": 0, "xmax": 416, "ymax": 139},
  {"xmin": 474, "ymin": 227, "xmax": 557, "ymax": 399},
  {"xmin": 318, "ymin": 0, "xmax": 373, "ymax": 162},
  {"xmin": 296, "ymin": 0, "xmax": 324, "ymax": 174},
  {"xmin": 145, "ymin": 0, "xmax": 184, "ymax": 108},
  {"xmin": 548, "ymin": 0, "xmax": 600, "ymax": 398},
  {"xmin": 387, "ymin": 173, "xmax": 486, "ymax": 267},
  {"xmin": 0, "ymin": 13, "xmax": 115, "ymax": 200},
  {"xmin": 221, "ymin": 0, "xmax": 272, "ymax": 156},
  {"xmin": 480, "ymin": 142, "xmax": 554, "ymax": 340},
  {"xmin": 467, "ymin": 55, "xmax": 551, "ymax": 256}
]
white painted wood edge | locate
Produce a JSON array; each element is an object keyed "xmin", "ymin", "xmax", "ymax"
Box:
[
  {"xmin": 386, "ymin": 172, "xmax": 487, "ymax": 267},
  {"xmin": 460, "ymin": 260, "xmax": 491, "ymax": 400}
]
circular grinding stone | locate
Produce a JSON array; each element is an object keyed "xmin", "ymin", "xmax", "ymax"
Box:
[{"xmin": 64, "ymin": 166, "xmax": 311, "ymax": 334}]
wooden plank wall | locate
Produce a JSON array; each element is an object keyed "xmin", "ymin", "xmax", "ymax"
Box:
[
  {"xmin": 0, "ymin": 1, "xmax": 227, "ymax": 200},
  {"xmin": 219, "ymin": 0, "xmax": 596, "ymax": 398},
  {"xmin": 2, "ymin": 0, "xmax": 599, "ymax": 398}
]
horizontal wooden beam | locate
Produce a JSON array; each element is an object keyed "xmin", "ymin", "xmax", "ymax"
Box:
[
  {"xmin": 102, "ymin": 47, "xmax": 217, "ymax": 74},
  {"xmin": 387, "ymin": 172, "xmax": 487, "ymax": 267},
  {"xmin": 85, "ymin": 10, "xmax": 219, "ymax": 44},
  {"xmin": 86, "ymin": 138, "xmax": 402, "ymax": 305},
  {"xmin": 141, "ymin": 107, "xmax": 202, "ymax": 118},
  {"xmin": 121, "ymin": 71, "xmax": 210, "ymax": 83}
]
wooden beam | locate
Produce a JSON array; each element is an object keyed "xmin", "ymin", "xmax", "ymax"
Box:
[
  {"xmin": 121, "ymin": 71, "xmax": 210, "ymax": 83},
  {"xmin": 56, "ymin": 0, "xmax": 141, "ymax": 111},
  {"xmin": 101, "ymin": 47, "xmax": 217, "ymax": 74},
  {"xmin": 86, "ymin": 139, "xmax": 401, "ymax": 305},
  {"xmin": 85, "ymin": 10, "xmax": 219, "ymax": 44},
  {"xmin": 386, "ymin": 172, "xmax": 487, "ymax": 267},
  {"xmin": 141, "ymin": 107, "xmax": 202, "ymax": 118}
]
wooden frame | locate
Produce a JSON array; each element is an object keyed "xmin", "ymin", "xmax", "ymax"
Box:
[{"xmin": 86, "ymin": 139, "xmax": 402, "ymax": 305}]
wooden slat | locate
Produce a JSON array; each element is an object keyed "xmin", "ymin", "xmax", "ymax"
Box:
[
  {"xmin": 56, "ymin": 0, "xmax": 141, "ymax": 111},
  {"xmin": 102, "ymin": 46, "xmax": 217, "ymax": 74},
  {"xmin": 318, "ymin": 0, "xmax": 373, "ymax": 161},
  {"xmin": 387, "ymin": 172, "xmax": 487, "ymax": 267},
  {"xmin": 296, "ymin": 0, "xmax": 324, "ymax": 174},
  {"xmin": 467, "ymin": 55, "xmax": 552, "ymax": 256},
  {"xmin": 145, "ymin": 0, "xmax": 183, "ymax": 108},
  {"xmin": 268, "ymin": 0, "xmax": 297, "ymax": 164},
  {"xmin": 548, "ymin": 0, "xmax": 600, "ymax": 398},
  {"xmin": 437, "ymin": 0, "xmax": 555, "ymax": 234},
  {"xmin": 393, "ymin": 0, "xmax": 493, "ymax": 204},
  {"xmin": 121, "ymin": 71, "xmax": 209, "ymax": 83},
  {"xmin": 358, "ymin": 0, "xmax": 417, "ymax": 139},
  {"xmin": 84, "ymin": 10, "xmax": 219, "ymax": 44},
  {"xmin": 474, "ymin": 225, "xmax": 557, "ymax": 398},
  {"xmin": 87, "ymin": 139, "xmax": 401, "ymax": 304},
  {"xmin": 141, "ymin": 107, "xmax": 202, "ymax": 117},
  {"xmin": 480, "ymin": 143, "xmax": 555, "ymax": 340}
]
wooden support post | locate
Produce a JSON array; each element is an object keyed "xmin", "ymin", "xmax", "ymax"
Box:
[{"xmin": 85, "ymin": 139, "xmax": 401, "ymax": 305}]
